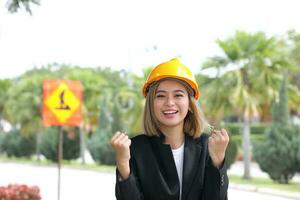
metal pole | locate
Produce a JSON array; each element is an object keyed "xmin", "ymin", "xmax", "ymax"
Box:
[{"xmin": 58, "ymin": 126, "xmax": 63, "ymax": 200}]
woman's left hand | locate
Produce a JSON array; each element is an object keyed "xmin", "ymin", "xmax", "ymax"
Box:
[{"xmin": 208, "ymin": 128, "xmax": 230, "ymax": 168}]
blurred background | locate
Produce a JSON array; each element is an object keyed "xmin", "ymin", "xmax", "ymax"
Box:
[{"xmin": 0, "ymin": 0, "xmax": 300, "ymax": 200}]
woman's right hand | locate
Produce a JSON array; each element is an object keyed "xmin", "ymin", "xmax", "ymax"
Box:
[{"xmin": 110, "ymin": 131, "xmax": 131, "ymax": 179}]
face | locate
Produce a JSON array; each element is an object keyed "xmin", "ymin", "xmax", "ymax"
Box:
[{"xmin": 153, "ymin": 79, "xmax": 190, "ymax": 130}]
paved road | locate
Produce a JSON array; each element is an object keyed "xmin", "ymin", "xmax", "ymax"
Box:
[{"xmin": 0, "ymin": 162, "xmax": 299, "ymax": 200}]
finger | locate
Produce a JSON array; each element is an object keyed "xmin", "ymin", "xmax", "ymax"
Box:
[
  {"xmin": 211, "ymin": 131, "xmax": 221, "ymax": 138},
  {"xmin": 221, "ymin": 129, "xmax": 229, "ymax": 139},
  {"xmin": 111, "ymin": 131, "xmax": 122, "ymax": 142},
  {"xmin": 208, "ymin": 134, "xmax": 217, "ymax": 144},
  {"xmin": 211, "ymin": 131, "xmax": 223, "ymax": 143},
  {"xmin": 114, "ymin": 132, "xmax": 128, "ymax": 144},
  {"xmin": 119, "ymin": 134, "xmax": 130, "ymax": 144},
  {"xmin": 111, "ymin": 133, "xmax": 128, "ymax": 146},
  {"xmin": 125, "ymin": 138, "xmax": 131, "ymax": 147},
  {"xmin": 212, "ymin": 130, "xmax": 221, "ymax": 135}
]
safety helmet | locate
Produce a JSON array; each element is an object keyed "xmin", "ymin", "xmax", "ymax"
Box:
[{"xmin": 143, "ymin": 58, "xmax": 199, "ymax": 100}]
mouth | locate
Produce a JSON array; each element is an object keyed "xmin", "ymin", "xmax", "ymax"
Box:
[{"xmin": 162, "ymin": 110, "xmax": 178, "ymax": 115}]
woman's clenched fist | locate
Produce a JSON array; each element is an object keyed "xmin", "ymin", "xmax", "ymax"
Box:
[
  {"xmin": 110, "ymin": 131, "xmax": 131, "ymax": 179},
  {"xmin": 208, "ymin": 128, "xmax": 229, "ymax": 168}
]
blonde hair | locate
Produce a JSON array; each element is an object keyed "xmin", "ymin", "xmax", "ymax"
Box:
[{"xmin": 143, "ymin": 79, "xmax": 208, "ymax": 138}]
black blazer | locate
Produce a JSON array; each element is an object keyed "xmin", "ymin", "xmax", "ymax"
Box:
[{"xmin": 115, "ymin": 133, "xmax": 228, "ymax": 200}]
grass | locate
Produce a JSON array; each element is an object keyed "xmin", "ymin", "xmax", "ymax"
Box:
[
  {"xmin": 229, "ymin": 174, "xmax": 300, "ymax": 193},
  {"xmin": 0, "ymin": 155, "xmax": 115, "ymax": 172}
]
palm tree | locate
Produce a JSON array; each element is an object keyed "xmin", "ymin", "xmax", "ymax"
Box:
[
  {"xmin": 0, "ymin": 79, "xmax": 12, "ymax": 132},
  {"xmin": 201, "ymin": 31, "xmax": 289, "ymax": 179}
]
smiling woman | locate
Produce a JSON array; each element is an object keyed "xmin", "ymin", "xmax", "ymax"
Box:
[{"xmin": 110, "ymin": 58, "xmax": 230, "ymax": 200}]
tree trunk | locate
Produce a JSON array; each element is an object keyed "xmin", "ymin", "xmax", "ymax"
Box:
[
  {"xmin": 80, "ymin": 126, "xmax": 86, "ymax": 164},
  {"xmin": 0, "ymin": 115, "xmax": 3, "ymax": 132},
  {"xmin": 36, "ymin": 132, "xmax": 41, "ymax": 161},
  {"xmin": 242, "ymin": 115, "xmax": 251, "ymax": 179}
]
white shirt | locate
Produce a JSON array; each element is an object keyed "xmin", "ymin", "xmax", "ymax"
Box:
[{"xmin": 171, "ymin": 142, "xmax": 185, "ymax": 200}]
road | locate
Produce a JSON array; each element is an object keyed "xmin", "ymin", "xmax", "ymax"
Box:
[{"xmin": 0, "ymin": 162, "xmax": 298, "ymax": 200}]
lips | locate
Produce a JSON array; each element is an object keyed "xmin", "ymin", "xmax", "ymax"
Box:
[{"xmin": 162, "ymin": 110, "xmax": 178, "ymax": 115}]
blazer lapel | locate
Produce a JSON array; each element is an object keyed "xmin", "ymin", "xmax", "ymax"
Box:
[
  {"xmin": 181, "ymin": 135, "xmax": 202, "ymax": 199},
  {"xmin": 149, "ymin": 135, "xmax": 179, "ymax": 194}
]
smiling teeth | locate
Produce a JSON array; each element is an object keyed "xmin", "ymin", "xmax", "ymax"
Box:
[{"xmin": 163, "ymin": 111, "xmax": 177, "ymax": 114}]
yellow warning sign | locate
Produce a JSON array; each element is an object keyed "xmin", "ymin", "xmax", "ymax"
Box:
[
  {"xmin": 45, "ymin": 83, "xmax": 80, "ymax": 123},
  {"xmin": 43, "ymin": 80, "xmax": 82, "ymax": 126}
]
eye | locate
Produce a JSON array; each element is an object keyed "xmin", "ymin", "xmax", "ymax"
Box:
[
  {"xmin": 175, "ymin": 93, "xmax": 184, "ymax": 98},
  {"xmin": 155, "ymin": 94, "xmax": 165, "ymax": 98}
]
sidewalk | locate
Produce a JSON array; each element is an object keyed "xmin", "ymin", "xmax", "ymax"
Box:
[{"xmin": 228, "ymin": 161, "xmax": 300, "ymax": 200}]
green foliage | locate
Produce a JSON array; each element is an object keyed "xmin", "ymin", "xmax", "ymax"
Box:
[
  {"xmin": 6, "ymin": 0, "xmax": 40, "ymax": 15},
  {"xmin": 39, "ymin": 127, "xmax": 80, "ymax": 162},
  {"xmin": 225, "ymin": 135, "xmax": 238, "ymax": 169},
  {"xmin": 88, "ymin": 129, "xmax": 115, "ymax": 165},
  {"xmin": 230, "ymin": 134, "xmax": 265, "ymax": 148},
  {"xmin": 253, "ymin": 78, "xmax": 300, "ymax": 183},
  {"xmin": 224, "ymin": 123, "xmax": 267, "ymax": 135},
  {"xmin": 0, "ymin": 79, "xmax": 12, "ymax": 132},
  {"xmin": 250, "ymin": 124, "xmax": 268, "ymax": 135},
  {"xmin": 272, "ymin": 75, "xmax": 289, "ymax": 125},
  {"xmin": 253, "ymin": 125, "xmax": 300, "ymax": 183},
  {"xmin": 224, "ymin": 123, "xmax": 241, "ymax": 135},
  {"xmin": 88, "ymin": 96, "xmax": 125, "ymax": 165},
  {"xmin": 200, "ymin": 30, "xmax": 298, "ymax": 126},
  {"xmin": 0, "ymin": 132, "xmax": 4, "ymax": 153},
  {"xmin": 0, "ymin": 129, "xmax": 36, "ymax": 158}
]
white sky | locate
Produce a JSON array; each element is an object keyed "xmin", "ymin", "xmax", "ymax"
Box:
[{"xmin": 1, "ymin": 0, "xmax": 300, "ymax": 79}]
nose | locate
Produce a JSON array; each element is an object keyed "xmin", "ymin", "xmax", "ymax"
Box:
[{"xmin": 165, "ymin": 95, "xmax": 175, "ymax": 106}]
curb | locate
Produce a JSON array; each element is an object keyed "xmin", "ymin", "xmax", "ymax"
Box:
[{"xmin": 229, "ymin": 183, "xmax": 300, "ymax": 200}]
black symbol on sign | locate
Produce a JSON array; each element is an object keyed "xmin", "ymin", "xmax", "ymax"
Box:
[{"xmin": 56, "ymin": 90, "xmax": 71, "ymax": 110}]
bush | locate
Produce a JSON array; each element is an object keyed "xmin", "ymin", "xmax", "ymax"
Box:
[
  {"xmin": 0, "ymin": 184, "xmax": 41, "ymax": 200},
  {"xmin": 254, "ymin": 78, "xmax": 300, "ymax": 183},
  {"xmin": 39, "ymin": 127, "xmax": 80, "ymax": 162},
  {"xmin": 224, "ymin": 123, "xmax": 267, "ymax": 135},
  {"xmin": 0, "ymin": 130, "xmax": 36, "ymax": 158},
  {"xmin": 224, "ymin": 123, "xmax": 240, "ymax": 135},
  {"xmin": 225, "ymin": 135, "xmax": 238, "ymax": 169},
  {"xmin": 250, "ymin": 123, "xmax": 268, "ymax": 135},
  {"xmin": 253, "ymin": 125, "xmax": 300, "ymax": 183},
  {"xmin": 88, "ymin": 129, "xmax": 115, "ymax": 165},
  {"xmin": 0, "ymin": 131, "xmax": 5, "ymax": 154}
]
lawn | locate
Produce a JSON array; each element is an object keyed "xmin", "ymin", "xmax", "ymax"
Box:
[{"xmin": 229, "ymin": 174, "xmax": 300, "ymax": 193}]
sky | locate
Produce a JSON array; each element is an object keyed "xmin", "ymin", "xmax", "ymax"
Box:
[{"xmin": 1, "ymin": 0, "xmax": 300, "ymax": 79}]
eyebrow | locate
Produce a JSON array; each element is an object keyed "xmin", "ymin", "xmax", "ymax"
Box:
[{"xmin": 156, "ymin": 89, "xmax": 186, "ymax": 94}]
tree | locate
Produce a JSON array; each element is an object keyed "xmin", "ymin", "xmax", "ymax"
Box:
[
  {"xmin": 0, "ymin": 79, "xmax": 12, "ymax": 132},
  {"xmin": 128, "ymin": 67, "xmax": 153, "ymax": 134},
  {"xmin": 3, "ymin": 68, "xmax": 54, "ymax": 159},
  {"xmin": 253, "ymin": 76, "xmax": 300, "ymax": 183},
  {"xmin": 286, "ymin": 30, "xmax": 300, "ymax": 115},
  {"xmin": 6, "ymin": 0, "xmax": 39, "ymax": 15},
  {"xmin": 201, "ymin": 31, "xmax": 290, "ymax": 179}
]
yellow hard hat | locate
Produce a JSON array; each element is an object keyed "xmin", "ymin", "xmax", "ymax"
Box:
[{"xmin": 143, "ymin": 58, "xmax": 199, "ymax": 99}]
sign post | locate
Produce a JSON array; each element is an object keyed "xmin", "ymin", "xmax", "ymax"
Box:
[{"xmin": 42, "ymin": 80, "xmax": 82, "ymax": 200}]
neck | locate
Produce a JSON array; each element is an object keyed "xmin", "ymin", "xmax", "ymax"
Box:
[{"xmin": 161, "ymin": 125, "xmax": 185, "ymax": 149}]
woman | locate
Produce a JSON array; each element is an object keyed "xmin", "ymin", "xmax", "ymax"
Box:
[{"xmin": 110, "ymin": 58, "xmax": 229, "ymax": 200}]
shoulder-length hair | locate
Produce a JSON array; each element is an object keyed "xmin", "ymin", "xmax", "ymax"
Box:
[{"xmin": 142, "ymin": 79, "xmax": 208, "ymax": 138}]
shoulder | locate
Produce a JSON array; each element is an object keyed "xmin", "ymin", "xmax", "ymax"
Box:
[
  {"xmin": 130, "ymin": 134, "xmax": 149, "ymax": 143},
  {"xmin": 129, "ymin": 134, "xmax": 157, "ymax": 157},
  {"xmin": 191, "ymin": 133, "xmax": 210, "ymax": 146},
  {"xmin": 129, "ymin": 134, "xmax": 151, "ymax": 150}
]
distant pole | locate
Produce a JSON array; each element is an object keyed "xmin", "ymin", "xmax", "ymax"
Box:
[
  {"xmin": 80, "ymin": 123, "xmax": 86, "ymax": 164},
  {"xmin": 57, "ymin": 126, "xmax": 64, "ymax": 200}
]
